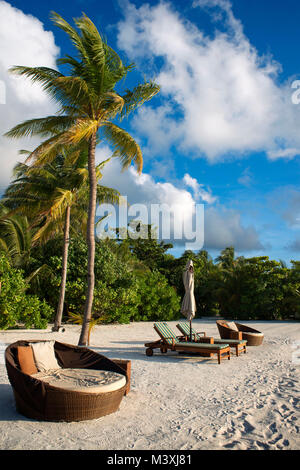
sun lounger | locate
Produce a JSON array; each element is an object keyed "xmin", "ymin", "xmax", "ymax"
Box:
[
  {"xmin": 144, "ymin": 322, "xmax": 231, "ymax": 364},
  {"xmin": 176, "ymin": 321, "xmax": 247, "ymax": 356}
]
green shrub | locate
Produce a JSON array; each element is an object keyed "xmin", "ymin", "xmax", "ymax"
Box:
[
  {"xmin": 0, "ymin": 254, "xmax": 53, "ymax": 329},
  {"xmin": 29, "ymin": 237, "xmax": 181, "ymax": 324},
  {"xmin": 133, "ymin": 270, "xmax": 181, "ymax": 322}
]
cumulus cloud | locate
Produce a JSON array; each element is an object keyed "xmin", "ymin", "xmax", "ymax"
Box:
[
  {"xmin": 116, "ymin": 0, "xmax": 300, "ymax": 162},
  {"xmin": 130, "ymin": 104, "xmax": 182, "ymax": 157},
  {"xmin": 96, "ymin": 146, "xmax": 263, "ymax": 251},
  {"xmin": 268, "ymin": 187, "xmax": 300, "ymax": 228},
  {"xmin": 183, "ymin": 173, "xmax": 217, "ymax": 203},
  {"xmin": 282, "ymin": 190, "xmax": 300, "ymax": 228},
  {"xmin": 204, "ymin": 206, "xmax": 263, "ymax": 250},
  {"xmin": 0, "ymin": 1, "xmax": 59, "ymax": 191},
  {"xmin": 0, "ymin": 1, "xmax": 265, "ymax": 254},
  {"xmin": 267, "ymin": 148, "xmax": 300, "ymax": 160}
]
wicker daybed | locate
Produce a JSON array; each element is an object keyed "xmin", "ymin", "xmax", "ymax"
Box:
[
  {"xmin": 216, "ymin": 320, "xmax": 264, "ymax": 346},
  {"xmin": 5, "ymin": 340, "xmax": 130, "ymax": 422}
]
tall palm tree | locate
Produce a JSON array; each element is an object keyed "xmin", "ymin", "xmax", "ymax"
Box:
[
  {"xmin": 5, "ymin": 12, "xmax": 160, "ymax": 345},
  {"xmin": 4, "ymin": 148, "xmax": 120, "ymax": 331}
]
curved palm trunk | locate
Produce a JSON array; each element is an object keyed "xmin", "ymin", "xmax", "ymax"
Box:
[
  {"xmin": 52, "ymin": 204, "xmax": 71, "ymax": 332},
  {"xmin": 78, "ymin": 132, "xmax": 97, "ymax": 346}
]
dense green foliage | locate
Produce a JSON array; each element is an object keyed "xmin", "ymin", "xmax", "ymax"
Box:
[
  {"xmin": 27, "ymin": 236, "xmax": 181, "ymax": 324},
  {"xmin": 0, "ymin": 214, "xmax": 299, "ymax": 328},
  {"xmin": 1, "ymin": 10, "xmax": 298, "ymax": 335},
  {"xmin": 0, "ymin": 254, "xmax": 53, "ymax": 329}
]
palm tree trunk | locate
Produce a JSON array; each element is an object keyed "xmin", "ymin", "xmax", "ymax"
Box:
[
  {"xmin": 52, "ymin": 204, "xmax": 71, "ymax": 332},
  {"xmin": 78, "ymin": 132, "xmax": 97, "ymax": 346}
]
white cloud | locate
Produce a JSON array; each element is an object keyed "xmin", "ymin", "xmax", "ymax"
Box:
[
  {"xmin": 96, "ymin": 145, "xmax": 262, "ymax": 250},
  {"xmin": 130, "ymin": 104, "xmax": 182, "ymax": 156},
  {"xmin": 237, "ymin": 167, "xmax": 253, "ymax": 187},
  {"xmin": 116, "ymin": 0, "xmax": 300, "ymax": 162},
  {"xmin": 183, "ymin": 173, "xmax": 217, "ymax": 203},
  {"xmin": 267, "ymin": 148, "xmax": 300, "ymax": 160},
  {"xmin": 204, "ymin": 206, "xmax": 263, "ymax": 250},
  {"xmin": 0, "ymin": 1, "xmax": 59, "ymax": 191}
]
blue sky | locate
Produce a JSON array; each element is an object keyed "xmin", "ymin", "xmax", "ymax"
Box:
[{"xmin": 0, "ymin": 0, "xmax": 299, "ymax": 263}]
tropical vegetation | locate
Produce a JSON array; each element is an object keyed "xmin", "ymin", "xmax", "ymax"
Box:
[
  {"xmin": 4, "ymin": 12, "xmax": 160, "ymax": 344},
  {"xmin": 0, "ymin": 12, "xmax": 298, "ymax": 337}
]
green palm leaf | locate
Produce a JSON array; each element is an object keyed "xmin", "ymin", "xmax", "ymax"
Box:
[{"xmin": 101, "ymin": 121, "xmax": 143, "ymax": 173}]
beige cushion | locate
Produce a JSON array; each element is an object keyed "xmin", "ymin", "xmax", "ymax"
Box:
[
  {"xmin": 31, "ymin": 368, "xmax": 126, "ymax": 393},
  {"xmin": 226, "ymin": 321, "xmax": 239, "ymax": 332},
  {"xmin": 30, "ymin": 341, "xmax": 60, "ymax": 372}
]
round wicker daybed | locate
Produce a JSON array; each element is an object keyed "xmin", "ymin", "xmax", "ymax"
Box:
[
  {"xmin": 5, "ymin": 340, "xmax": 128, "ymax": 422},
  {"xmin": 216, "ymin": 320, "xmax": 264, "ymax": 346}
]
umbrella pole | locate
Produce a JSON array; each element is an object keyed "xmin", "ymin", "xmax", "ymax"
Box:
[{"xmin": 190, "ymin": 320, "xmax": 192, "ymax": 342}]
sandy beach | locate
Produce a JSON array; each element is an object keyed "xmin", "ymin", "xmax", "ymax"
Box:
[{"xmin": 0, "ymin": 319, "xmax": 299, "ymax": 451}]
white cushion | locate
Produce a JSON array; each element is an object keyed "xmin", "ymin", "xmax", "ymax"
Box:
[
  {"xmin": 31, "ymin": 368, "xmax": 126, "ymax": 393},
  {"xmin": 226, "ymin": 321, "xmax": 239, "ymax": 332},
  {"xmin": 30, "ymin": 341, "xmax": 60, "ymax": 372}
]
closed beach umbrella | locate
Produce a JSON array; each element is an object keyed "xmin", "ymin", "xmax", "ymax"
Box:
[{"xmin": 181, "ymin": 259, "xmax": 196, "ymax": 341}]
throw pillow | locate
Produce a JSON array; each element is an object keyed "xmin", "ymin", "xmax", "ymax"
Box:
[
  {"xmin": 30, "ymin": 340, "xmax": 60, "ymax": 372},
  {"xmin": 17, "ymin": 346, "xmax": 38, "ymax": 375},
  {"xmin": 226, "ymin": 321, "xmax": 239, "ymax": 332}
]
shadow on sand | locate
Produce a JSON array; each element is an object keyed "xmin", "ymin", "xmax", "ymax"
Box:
[
  {"xmin": 91, "ymin": 344, "xmax": 219, "ymax": 366},
  {"xmin": 0, "ymin": 383, "xmax": 30, "ymax": 422}
]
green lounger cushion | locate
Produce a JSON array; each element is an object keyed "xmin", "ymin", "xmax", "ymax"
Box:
[
  {"xmin": 154, "ymin": 322, "xmax": 180, "ymax": 345},
  {"xmin": 214, "ymin": 339, "xmax": 247, "ymax": 345},
  {"xmin": 176, "ymin": 322, "xmax": 246, "ymax": 345},
  {"xmin": 154, "ymin": 322, "xmax": 229, "ymax": 350},
  {"xmin": 177, "ymin": 342, "xmax": 229, "ymax": 350}
]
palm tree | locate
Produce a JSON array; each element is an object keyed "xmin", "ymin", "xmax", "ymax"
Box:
[
  {"xmin": 0, "ymin": 203, "xmax": 51, "ymax": 290},
  {"xmin": 215, "ymin": 247, "xmax": 236, "ymax": 270},
  {"xmin": 0, "ymin": 203, "xmax": 33, "ymax": 269},
  {"xmin": 5, "ymin": 12, "xmax": 160, "ymax": 345},
  {"xmin": 4, "ymin": 148, "xmax": 121, "ymax": 332}
]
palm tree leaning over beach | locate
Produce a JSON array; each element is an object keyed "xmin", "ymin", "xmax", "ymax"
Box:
[
  {"xmin": 5, "ymin": 12, "xmax": 160, "ymax": 345},
  {"xmin": 4, "ymin": 146, "xmax": 120, "ymax": 332}
]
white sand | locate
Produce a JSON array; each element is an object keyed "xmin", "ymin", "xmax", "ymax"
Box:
[{"xmin": 0, "ymin": 319, "xmax": 299, "ymax": 450}]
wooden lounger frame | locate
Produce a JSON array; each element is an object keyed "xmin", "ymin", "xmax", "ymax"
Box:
[
  {"xmin": 145, "ymin": 324, "xmax": 231, "ymax": 365},
  {"xmin": 176, "ymin": 322, "xmax": 247, "ymax": 357}
]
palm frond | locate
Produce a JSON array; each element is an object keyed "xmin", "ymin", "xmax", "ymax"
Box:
[
  {"xmin": 25, "ymin": 133, "xmax": 66, "ymax": 165},
  {"xmin": 73, "ymin": 14, "xmax": 106, "ymax": 69},
  {"xmin": 101, "ymin": 121, "xmax": 143, "ymax": 173},
  {"xmin": 96, "ymin": 185, "xmax": 121, "ymax": 205},
  {"xmin": 65, "ymin": 118, "xmax": 99, "ymax": 143},
  {"xmin": 49, "ymin": 189, "xmax": 74, "ymax": 221},
  {"xmin": 4, "ymin": 115, "xmax": 74, "ymax": 139},
  {"xmin": 120, "ymin": 81, "xmax": 160, "ymax": 119},
  {"xmin": 50, "ymin": 12, "xmax": 92, "ymax": 66}
]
